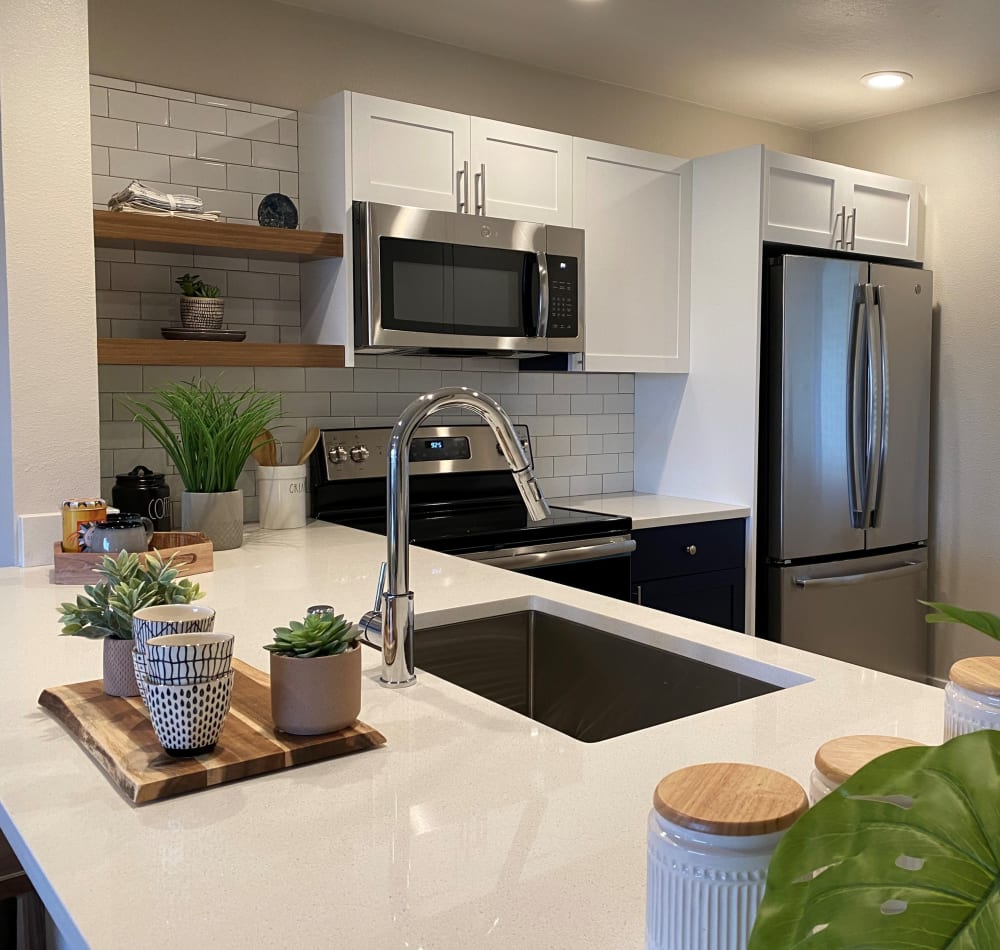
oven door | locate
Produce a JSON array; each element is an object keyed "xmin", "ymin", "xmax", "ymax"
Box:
[
  {"xmin": 355, "ymin": 200, "xmax": 580, "ymax": 354},
  {"xmin": 461, "ymin": 535, "xmax": 635, "ymax": 601}
]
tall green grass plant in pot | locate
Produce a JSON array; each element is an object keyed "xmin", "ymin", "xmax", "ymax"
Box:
[{"xmin": 125, "ymin": 380, "xmax": 280, "ymax": 550}]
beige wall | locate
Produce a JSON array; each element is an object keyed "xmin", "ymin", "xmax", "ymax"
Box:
[
  {"xmin": 816, "ymin": 91, "xmax": 1000, "ymax": 678},
  {"xmin": 87, "ymin": 0, "xmax": 810, "ymax": 159}
]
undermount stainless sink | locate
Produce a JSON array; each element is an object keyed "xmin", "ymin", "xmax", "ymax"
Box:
[{"xmin": 395, "ymin": 610, "xmax": 786, "ymax": 742}]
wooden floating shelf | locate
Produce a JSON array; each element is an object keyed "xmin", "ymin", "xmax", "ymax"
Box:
[
  {"xmin": 97, "ymin": 339, "xmax": 346, "ymax": 368},
  {"xmin": 93, "ymin": 210, "xmax": 343, "ymax": 262}
]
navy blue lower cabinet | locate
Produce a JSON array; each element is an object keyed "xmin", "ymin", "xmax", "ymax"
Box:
[{"xmin": 630, "ymin": 519, "xmax": 746, "ymax": 633}]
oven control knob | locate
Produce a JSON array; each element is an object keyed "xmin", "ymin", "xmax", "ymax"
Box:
[
  {"xmin": 328, "ymin": 444, "xmax": 349, "ymax": 464},
  {"xmin": 350, "ymin": 444, "xmax": 370, "ymax": 463}
]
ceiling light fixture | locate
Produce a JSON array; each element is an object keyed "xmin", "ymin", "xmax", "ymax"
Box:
[{"xmin": 861, "ymin": 71, "xmax": 913, "ymax": 90}]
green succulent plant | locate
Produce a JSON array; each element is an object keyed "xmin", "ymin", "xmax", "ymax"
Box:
[
  {"xmin": 265, "ymin": 611, "xmax": 359, "ymax": 658},
  {"xmin": 57, "ymin": 550, "xmax": 205, "ymax": 640},
  {"xmin": 175, "ymin": 273, "xmax": 221, "ymax": 298}
]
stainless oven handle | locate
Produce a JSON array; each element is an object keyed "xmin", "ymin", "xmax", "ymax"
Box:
[
  {"xmin": 536, "ymin": 251, "xmax": 549, "ymax": 338},
  {"xmin": 478, "ymin": 538, "xmax": 635, "ymax": 571}
]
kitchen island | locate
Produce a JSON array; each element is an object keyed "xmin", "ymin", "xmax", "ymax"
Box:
[{"xmin": 1, "ymin": 521, "xmax": 943, "ymax": 949}]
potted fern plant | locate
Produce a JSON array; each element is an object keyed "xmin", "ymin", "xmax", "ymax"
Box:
[
  {"xmin": 125, "ymin": 379, "xmax": 281, "ymax": 550},
  {"xmin": 264, "ymin": 609, "xmax": 361, "ymax": 735},
  {"xmin": 57, "ymin": 550, "xmax": 205, "ymax": 697},
  {"xmin": 176, "ymin": 272, "xmax": 224, "ymax": 330}
]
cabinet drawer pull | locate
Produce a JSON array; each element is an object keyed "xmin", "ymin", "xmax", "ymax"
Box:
[{"xmin": 686, "ymin": 545, "xmax": 697, "ymax": 556}]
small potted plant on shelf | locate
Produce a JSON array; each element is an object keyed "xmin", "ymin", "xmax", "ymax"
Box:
[
  {"xmin": 176, "ymin": 272, "xmax": 224, "ymax": 330},
  {"xmin": 57, "ymin": 550, "xmax": 205, "ymax": 697},
  {"xmin": 265, "ymin": 609, "xmax": 361, "ymax": 735},
  {"xmin": 124, "ymin": 379, "xmax": 281, "ymax": 551}
]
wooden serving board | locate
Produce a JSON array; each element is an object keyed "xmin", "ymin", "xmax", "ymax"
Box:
[
  {"xmin": 52, "ymin": 532, "xmax": 214, "ymax": 585},
  {"xmin": 38, "ymin": 660, "xmax": 386, "ymax": 804}
]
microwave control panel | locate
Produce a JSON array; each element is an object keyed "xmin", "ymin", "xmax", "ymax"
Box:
[{"xmin": 547, "ymin": 256, "xmax": 579, "ymax": 338}]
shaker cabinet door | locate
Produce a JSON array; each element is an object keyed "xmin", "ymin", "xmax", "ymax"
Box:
[
  {"xmin": 844, "ymin": 169, "xmax": 919, "ymax": 260},
  {"xmin": 470, "ymin": 117, "xmax": 573, "ymax": 225},
  {"xmin": 351, "ymin": 94, "xmax": 471, "ymax": 213},
  {"xmin": 572, "ymin": 138, "xmax": 691, "ymax": 373},
  {"xmin": 763, "ymin": 151, "xmax": 842, "ymax": 249}
]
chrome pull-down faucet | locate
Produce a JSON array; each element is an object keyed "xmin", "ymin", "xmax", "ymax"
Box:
[{"xmin": 358, "ymin": 387, "xmax": 551, "ymax": 687}]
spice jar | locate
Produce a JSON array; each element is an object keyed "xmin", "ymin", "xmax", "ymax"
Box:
[
  {"xmin": 112, "ymin": 466, "xmax": 171, "ymax": 531},
  {"xmin": 944, "ymin": 657, "xmax": 1000, "ymax": 739},
  {"xmin": 646, "ymin": 762, "xmax": 808, "ymax": 950},
  {"xmin": 810, "ymin": 735, "xmax": 923, "ymax": 803},
  {"xmin": 61, "ymin": 498, "xmax": 107, "ymax": 552}
]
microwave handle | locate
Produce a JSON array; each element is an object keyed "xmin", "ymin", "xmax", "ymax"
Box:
[{"xmin": 535, "ymin": 251, "xmax": 549, "ymax": 338}]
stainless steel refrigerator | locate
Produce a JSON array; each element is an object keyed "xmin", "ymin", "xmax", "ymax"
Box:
[{"xmin": 759, "ymin": 254, "xmax": 932, "ymax": 681}]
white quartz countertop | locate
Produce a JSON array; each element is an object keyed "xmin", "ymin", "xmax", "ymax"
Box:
[
  {"xmin": 0, "ymin": 521, "xmax": 943, "ymax": 949},
  {"xmin": 551, "ymin": 492, "xmax": 750, "ymax": 529}
]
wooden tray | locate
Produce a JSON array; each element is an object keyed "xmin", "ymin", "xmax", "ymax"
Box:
[
  {"xmin": 38, "ymin": 660, "xmax": 386, "ymax": 804},
  {"xmin": 52, "ymin": 531, "xmax": 213, "ymax": 585}
]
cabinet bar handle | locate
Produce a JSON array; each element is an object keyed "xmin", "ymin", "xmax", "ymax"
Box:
[
  {"xmin": 833, "ymin": 206, "xmax": 844, "ymax": 248},
  {"xmin": 457, "ymin": 161, "xmax": 469, "ymax": 213},
  {"xmin": 846, "ymin": 207, "xmax": 857, "ymax": 249}
]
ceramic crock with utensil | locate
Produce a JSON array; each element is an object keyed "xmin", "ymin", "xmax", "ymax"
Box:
[{"xmin": 257, "ymin": 464, "xmax": 308, "ymax": 529}]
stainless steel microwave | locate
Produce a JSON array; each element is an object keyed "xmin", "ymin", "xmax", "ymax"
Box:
[{"xmin": 353, "ymin": 200, "xmax": 584, "ymax": 355}]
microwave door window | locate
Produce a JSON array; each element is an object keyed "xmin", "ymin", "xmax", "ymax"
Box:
[
  {"xmin": 451, "ymin": 246, "xmax": 532, "ymax": 336},
  {"xmin": 380, "ymin": 238, "xmax": 455, "ymax": 332}
]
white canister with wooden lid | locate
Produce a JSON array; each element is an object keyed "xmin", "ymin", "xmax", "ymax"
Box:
[
  {"xmin": 646, "ymin": 762, "xmax": 808, "ymax": 950},
  {"xmin": 809, "ymin": 735, "xmax": 923, "ymax": 803},
  {"xmin": 945, "ymin": 656, "xmax": 1000, "ymax": 738}
]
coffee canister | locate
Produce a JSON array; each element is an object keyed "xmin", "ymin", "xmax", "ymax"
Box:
[
  {"xmin": 810, "ymin": 735, "xmax": 923, "ymax": 803},
  {"xmin": 112, "ymin": 466, "xmax": 171, "ymax": 531},
  {"xmin": 646, "ymin": 762, "xmax": 808, "ymax": 950},
  {"xmin": 944, "ymin": 657, "xmax": 1000, "ymax": 738}
]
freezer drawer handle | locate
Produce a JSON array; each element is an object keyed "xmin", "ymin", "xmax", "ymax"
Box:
[{"xmin": 793, "ymin": 560, "xmax": 924, "ymax": 589}]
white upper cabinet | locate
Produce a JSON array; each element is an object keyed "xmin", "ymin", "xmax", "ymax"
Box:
[
  {"xmin": 573, "ymin": 139, "xmax": 691, "ymax": 374},
  {"xmin": 351, "ymin": 94, "xmax": 470, "ymax": 213},
  {"xmin": 351, "ymin": 95, "xmax": 572, "ymax": 223},
  {"xmin": 470, "ymin": 118, "xmax": 573, "ymax": 225},
  {"xmin": 763, "ymin": 151, "xmax": 919, "ymax": 260}
]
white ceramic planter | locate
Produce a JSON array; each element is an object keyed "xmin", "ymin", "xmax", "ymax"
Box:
[
  {"xmin": 257, "ymin": 463, "xmax": 307, "ymax": 530},
  {"xmin": 182, "ymin": 490, "xmax": 244, "ymax": 551}
]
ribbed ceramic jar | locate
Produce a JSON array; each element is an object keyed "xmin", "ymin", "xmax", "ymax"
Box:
[
  {"xmin": 809, "ymin": 734, "xmax": 924, "ymax": 804},
  {"xmin": 181, "ymin": 490, "xmax": 244, "ymax": 551},
  {"xmin": 944, "ymin": 657, "xmax": 1000, "ymax": 739},
  {"xmin": 646, "ymin": 762, "xmax": 807, "ymax": 950}
]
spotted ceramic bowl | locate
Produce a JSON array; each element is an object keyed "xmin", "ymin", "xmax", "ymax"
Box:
[{"xmin": 143, "ymin": 671, "xmax": 234, "ymax": 757}]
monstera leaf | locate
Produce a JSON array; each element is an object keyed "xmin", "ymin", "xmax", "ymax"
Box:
[{"xmin": 749, "ymin": 730, "xmax": 1000, "ymax": 949}]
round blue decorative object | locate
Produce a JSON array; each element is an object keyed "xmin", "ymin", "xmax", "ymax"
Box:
[{"xmin": 257, "ymin": 193, "xmax": 298, "ymax": 229}]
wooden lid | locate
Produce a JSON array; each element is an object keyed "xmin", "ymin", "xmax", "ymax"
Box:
[
  {"xmin": 814, "ymin": 735, "xmax": 923, "ymax": 785},
  {"xmin": 652, "ymin": 763, "xmax": 808, "ymax": 836},
  {"xmin": 949, "ymin": 656, "xmax": 1000, "ymax": 697}
]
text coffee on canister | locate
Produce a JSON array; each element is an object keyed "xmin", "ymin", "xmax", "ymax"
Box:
[{"xmin": 111, "ymin": 466, "xmax": 171, "ymax": 531}]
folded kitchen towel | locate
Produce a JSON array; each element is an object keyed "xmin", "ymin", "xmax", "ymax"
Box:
[{"xmin": 107, "ymin": 180, "xmax": 221, "ymax": 221}]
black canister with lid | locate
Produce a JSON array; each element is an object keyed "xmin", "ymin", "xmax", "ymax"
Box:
[{"xmin": 111, "ymin": 466, "xmax": 171, "ymax": 530}]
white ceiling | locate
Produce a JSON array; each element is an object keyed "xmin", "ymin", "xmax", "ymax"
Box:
[{"xmin": 279, "ymin": 0, "xmax": 1000, "ymax": 130}]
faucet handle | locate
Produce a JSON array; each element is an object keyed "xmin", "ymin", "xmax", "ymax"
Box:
[{"xmin": 372, "ymin": 561, "xmax": 387, "ymax": 612}]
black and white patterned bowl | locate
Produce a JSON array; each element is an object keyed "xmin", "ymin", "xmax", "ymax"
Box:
[
  {"xmin": 143, "ymin": 671, "xmax": 234, "ymax": 757},
  {"xmin": 132, "ymin": 605, "xmax": 216, "ymax": 654},
  {"xmin": 144, "ymin": 633, "xmax": 234, "ymax": 685}
]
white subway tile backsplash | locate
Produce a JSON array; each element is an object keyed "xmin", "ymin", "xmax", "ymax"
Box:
[
  {"xmin": 139, "ymin": 292, "xmax": 179, "ymax": 323},
  {"xmin": 279, "ymin": 171, "xmax": 299, "ymax": 197},
  {"xmin": 553, "ymin": 455, "xmax": 586, "ymax": 477},
  {"xmin": 518, "ymin": 373, "xmax": 554, "ymax": 394},
  {"xmin": 168, "ymin": 100, "xmax": 226, "ymax": 134},
  {"xmin": 586, "ymin": 454, "xmax": 619, "ymax": 475},
  {"xmin": 99, "ymin": 365, "xmax": 143, "ymax": 391},
  {"xmin": 244, "ymin": 325, "xmax": 280, "ymax": 343},
  {"xmin": 535, "ymin": 436, "xmax": 570, "ymax": 457},
  {"xmin": 110, "ymin": 263, "xmax": 172, "ymax": 293},
  {"xmin": 306, "ymin": 368, "xmax": 354, "ymax": 392},
  {"xmin": 331, "ymin": 393, "xmax": 379, "ymax": 416},
  {"xmin": 137, "ymin": 123, "xmax": 196, "ymax": 157},
  {"xmin": 91, "ymin": 116, "xmax": 138, "ymax": 149},
  {"xmin": 227, "ymin": 110, "xmax": 280, "ymax": 142},
  {"xmin": 398, "ymin": 369, "xmax": 442, "ymax": 392},
  {"xmin": 571, "ymin": 434, "xmax": 604, "ymax": 455},
  {"xmin": 247, "ymin": 258, "xmax": 299, "ymax": 275},
  {"xmin": 169, "ymin": 266, "xmax": 228, "ymax": 294},
  {"xmin": 618, "ymin": 453, "xmax": 634, "ymax": 472},
  {"xmin": 193, "ymin": 254, "xmax": 249, "ymax": 271},
  {"xmin": 554, "ymin": 373, "xmax": 588, "ymax": 394},
  {"xmin": 226, "ymin": 163, "xmax": 279, "ymax": 195},
  {"xmin": 619, "ymin": 414, "xmax": 635, "ymax": 433},
  {"xmin": 97, "ymin": 290, "xmax": 139, "ymax": 320},
  {"xmin": 91, "ymin": 175, "xmax": 128, "ymax": 205},
  {"xmin": 197, "ymin": 133, "xmax": 252, "ymax": 165},
  {"xmin": 603, "ymin": 433, "xmax": 634, "ymax": 453},
  {"xmin": 136, "ymin": 83, "xmax": 194, "ymax": 101},
  {"xmin": 251, "ymin": 141, "xmax": 297, "ymax": 172},
  {"xmin": 481, "ymin": 372, "xmax": 519, "ymax": 393},
  {"xmin": 90, "ymin": 86, "xmax": 109, "ymax": 117},
  {"xmin": 603, "ymin": 473, "xmax": 634, "ymax": 493},
  {"xmin": 587, "ymin": 374, "xmax": 619, "ymax": 394},
  {"xmin": 279, "ymin": 119, "xmax": 298, "ymax": 146},
  {"xmin": 169, "ymin": 156, "xmax": 227, "ymax": 188},
  {"xmin": 197, "ymin": 188, "xmax": 253, "ymax": 220},
  {"xmin": 109, "ymin": 147, "xmax": 170, "ymax": 181},
  {"xmin": 604, "ymin": 393, "xmax": 634, "ymax": 413},
  {"xmin": 253, "ymin": 299, "xmax": 299, "ymax": 325},
  {"xmin": 227, "ymin": 271, "xmax": 278, "ymax": 299},
  {"xmin": 535, "ymin": 476, "xmax": 570, "ymax": 498},
  {"xmin": 442, "ymin": 371, "xmax": 483, "ymax": 390},
  {"xmin": 95, "ymin": 261, "xmax": 111, "ymax": 290},
  {"xmin": 253, "ymin": 367, "xmax": 306, "ymax": 392},
  {"xmin": 91, "ymin": 145, "xmax": 110, "ymax": 176},
  {"xmin": 100, "ymin": 420, "xmax": 144, "ymax": 449},
  {"xmin": 142, "ymin": 365, "xmax": 200, "ymax": 391},
  {"xmin": 198, "ymin": 93, "xmax": 251, "ymax": 111},
  {"xmin": 570, "ymin": 393, "xmax": 603, "ymax": 415},
  {"xmin": 252, "ymin": 103, "xmax": 297, "ymax": 119},
  {"xmin": 279, "ymin": 326, "xmax": 302, "ymax": 343},
  {"xmin": 279, "ymin": 276, "xmax": 300, "ymax": 301},
  {"xmin": 135, "ymin": 249, "xmax": 193, "ymax": 267},
  {"xmin": 586, "ymin": 414, "xmax": 619, "ymax": 434},
  {"xmin": 537, "ymin": 394, "xmax": 570, "ymax": 415},
  {"xmin": 279, "ymin": 393, "xmax": 332, "ymax": 417},
  {"xmin": 570, "ymin": 474, "xmax": 603, "ymax": 495},
  {"xmin": 618, "ymin": 374, "xmax": 635, "ymax": 394},
  {"xmin": 354, "ymin": 369, "xmax": 399, "ymax": 392},
  {"xmin": 554, "ymin": 416, "xmax": 587, "ymax": 436},
  {"xmin": 108, "ymin": 89, "xmax": 168, "ymax": 125},
  {"xmin": 90, "ymin": 74, "xmax": 135, "ymax": 91},
  {"xmin": 499, "ymin": 394, "xmax": 536, "ymax": 415}
]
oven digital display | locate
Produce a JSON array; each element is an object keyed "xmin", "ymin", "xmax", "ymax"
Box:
[{"xmin": 409, "ymin": 436, "xmax": 471, "ymax": 462}]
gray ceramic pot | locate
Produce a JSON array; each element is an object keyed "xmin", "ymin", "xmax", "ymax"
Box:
[
  {"xmin": 269, "ymin": 644, "xmax": 362, "ymax": 735},
  {"xmin": 181, "ymin": 490, "xmax": 244, "ymax": 551},
  {"xmin": 103, "ymin": 637, "xmax": 139, "ymax": 698}
]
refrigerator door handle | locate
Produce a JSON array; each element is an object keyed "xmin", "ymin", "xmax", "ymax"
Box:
[
  {"xmin": 863, "ymin": 282, "xmax": 885, "ymax": 528},
  {"xmin": 847, "ymin": 284, "xmax": 868, "ymax": 528},
  {"xmin": 869, "ymin": 285, "xmax": 889, "ymax": 527},
  {"xmin": 793, "ymin": 560, "xmax": 924, "ymax": 588}
]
